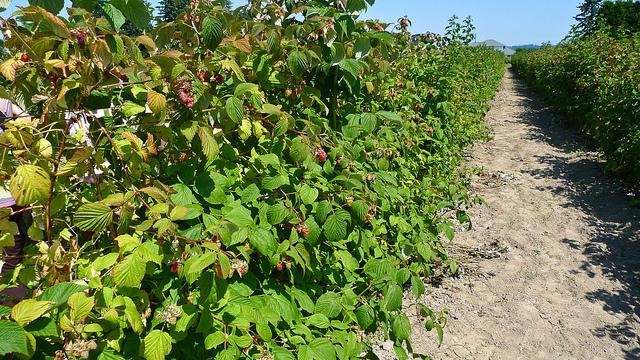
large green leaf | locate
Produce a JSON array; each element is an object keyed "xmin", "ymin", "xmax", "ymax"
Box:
[
  {"xmin": 143, "ymin": 330, "xmax": 172, "ymax": 360},
  {"xmin": 354, "ymin": 38, "xmax": 371, "ymax": 59},
  {"xmin": 306, "ymin": 338, "xmax": 336, "ymax": 360},
  {"xmin": 68, "ymin": 292, "xmax": 94, "ymax": 322},
  {"xmin": 392, "ymin": 313, "xmax": 411, "ymax": 341},
  {"xmin": 0, "ymin": 320, "xmax": 28, "ymax": 356},
  {"xmin": 197, "ymin": 126, "xmax": 219, "ymax": 166},
  {"xmin": 110, "ymin": 0, "xmax": 151, "ymax": 30},
  {"xmin": 113, "ymin": 254, "xmax": 146, "ymax": 288},
  {"xmin": 314, "ymin": 292, "xmax": 341, "ymax": 319},
  {"xmin": 225, "ymin": 96, "xmax": 243, "ymax": 123},
  {"xmin": 249, "ymin": 228, "xmax": 276, "ymax": 257},
  {"xmin": 298, "ymin": 185, "xmax": 319, "ymax": 205},
  {"xmin": 201, "ymin": 15, "xmax": 224, "ymax": 51},
  {"xmin": 29, "ymin": 0, "xmax": 64, "ymax": 14},
  {"xmin": 355, "ymin": 305, "xmax": 375, "ymax": 329},
  {"xmin": 322, "ymin": 212, "xmax": 349, "ymax": 242},
  {"xmin": 184, "ymin": 252, "xmax": 217, "ymax": 275},
  {"xmin": 39, "ymin": 282, "xmax": 88, "ymax": 306},
  {"xmin": 11, "ymin": 299, "xmax": 54, "ymax": 326},
  {"xmin": 385, "ymin": 284, "xmax": 402, "ymax": 311},
  {"xmin": 73, "ymin": 202, "xmax": 114, "ymax": 232},
  {"xmin": 287, "ymin": 50, "xmax": 308, "ymax": 78},
  {"xmin": 9, "ymin": 165, "xmax": 51, "ymax": 206},
  {"xmin": 101, "ymin": 2, "xmax": 125, "ymax": 32}
]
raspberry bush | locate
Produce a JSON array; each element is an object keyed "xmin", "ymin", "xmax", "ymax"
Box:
[
  {"xmin": 0, "ymin": 1, "xmax": 504, "ymax": 358},
  {"xmin": 512, "ymin": 35, "xmax": 640, "ymax": 183}
]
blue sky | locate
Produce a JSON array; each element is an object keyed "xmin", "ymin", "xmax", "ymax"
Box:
[{"xmin": 1, "ymin": 0, "xmax": 582, "ymax": 45}]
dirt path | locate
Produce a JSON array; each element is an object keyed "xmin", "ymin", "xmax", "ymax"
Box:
[{"xmin": 412, "ymin": 68, "xmax": 640, "ymax": 359}]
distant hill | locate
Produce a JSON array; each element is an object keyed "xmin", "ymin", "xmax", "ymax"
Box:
[{"xmin": 511, "ymin": 44, "xmax": 542, "ymax": 50}]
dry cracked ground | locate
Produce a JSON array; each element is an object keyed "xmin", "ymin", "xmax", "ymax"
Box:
[{"xmin": 382, "ymin": 68, "xmax": 640, "ymax": 359}]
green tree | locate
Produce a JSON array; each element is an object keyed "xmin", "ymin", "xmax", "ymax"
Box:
[
  {"xmin": 158, "ymin": 0, "xmax": 232, "ymax": 22},
  {"xmin": 573, "ymin": 0, "xmax": 604, "ymax": 37},
  {"xmin": 158, "ymin": 0, "xmax": 190, "ymax": 22},
  {"xmin": 597, "ymin": 0, "xmax": 640, "ymax": 37}
]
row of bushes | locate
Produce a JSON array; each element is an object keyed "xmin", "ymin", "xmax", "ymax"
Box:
[
  {"xmin": 512, "ymin": 34, "xmax": 640, "ymax": 184},
  {"xmin": 0, "ymin": 1, "xmax": 505, "ymax": 358}
]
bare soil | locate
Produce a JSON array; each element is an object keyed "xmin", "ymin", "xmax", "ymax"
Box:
[{"xmin": 410, "ymin": 68, "xmax": 640, "ymax": 359}]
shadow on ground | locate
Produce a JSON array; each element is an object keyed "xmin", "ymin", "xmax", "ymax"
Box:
[{"xmin": 509, "ymin": 75, "xmax": 640, "ymax": 359}]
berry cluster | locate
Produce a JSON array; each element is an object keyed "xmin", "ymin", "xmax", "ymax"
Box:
[
  {"xmin": 71, "ymin": 29, "xmax": 87, "ymax": 47},
  {"xmin": 314, "ymin": 147, "xmax": 327, "ymax": 162},
  {"xmin": 177, "ymin": 82, "xmax": 195, "ymax": 108},
  {"xmin": 295, "ymin": 223, "xmax": 310, "ymax": 237}
]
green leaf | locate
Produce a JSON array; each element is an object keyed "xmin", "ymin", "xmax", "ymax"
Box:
[
  {"xmin": 0, "ymin": 320, "xmax": 28, "ymax": 356},
  {"xmin": 315, "ymin": 292, "xmax": 341, "ymax": 319},
  {"xmin": 262, "ymin": 174, "xmax": 289, "ymax": 191},
  {"xmin": 240, "ymin": 184, "xmax": 261, "ymax": 204},
  {"xmin": 307, "ymin": 338, "xmax": 336, "ymax": 360},
  {"xmin": 267, "ymin": 203, "xmax": 289, "ymax": 225},
  {"xmin": 435, "ymin": 322, "xmax": 444, "ymax": 345},
  {"xmin": 354, "ymin": 38, "xmax": 371, "ymax": 59},
  {"xmin": 170, "ymin": 204, "xmax": 203, "ymax": 221},
  {"xmin": 123, "ymin": 297, "xmax": 143, "ymax": 334},
  {"xmin": 287, "ymin": 50, "xmax": 308, "ymax": 78},
  {"xmin": 411, "ymin": 275, "xmax": 425, "ymax": 298},
  {"xmin": 205, "ymin": 331, "xmax": 225, "ymax": 349},
  {"xmin": 225, "ymin": 206, "xmax": 253, "ymax": 227},
  {"xmin": 111, "ymin": 0, "xmax": 151, "ymax": 30},
  {"xmin": 249, "ymin": 228, "xmax": 276, "ymax": 257},
  {"xmin": 11, "ymin": 299, "xmax": 54, "ymax": 326},
  {"xmin": 385, "ymin": 284, "xmax": 402, "ymax": 311},
  {"xmin": 392, "ymin": 313, "xmax": 411, "ymax": 341},
  {"xmin": 298, "ymin": 185, "xmax": 319, "ymax": 205},
  {"xmin": 184, "ymin": 252, "xmax": 217, "ymax": 275},
  {"xmin": 234, "ymin": 83, "xmax": 260, "ymax": 97},
  {"xmin": 355, "ymin": 305, "xmax": 375, "ymax": 329},
  {"xmin": 256, "ymin": 322, "xmax": 272, "ymax": 342},
  {"xmin": 225, "ymin": 96, "xmax": 243, "ymax": 123},
  {"xmin": 147, "ymin": 90, "xmax": 166, "ymax": 114},
  {"xmin": 113, "ymin": 254, "xmax": 146, "ymax": 288},
  {"xmin": 39, "ymin": 283, "xmax": 87, "ymax": 306},
  {"xmin": 198, "ymin": 126, "xmax": 220, "ymax": 166},
  {"xmin": 29, "ymin": 0, "xmax": 64, "ymax": 14},
  {"xmin": 101, "ymin": 3, "xmax": 125, "ymax": 32},
  {"xmin": 289, "ymin": 142, "xmax": 311, "ymax": 162},
  {"xmin": 322, "ymin": 212, "xmax": 348, "ymax": 242},
  {"xmin": 73, "ymin": 202, "xmax": 114, "ymax": 232},
  {"xmin": 67, "ymin": 292, "xmax": 94, "ymax": 323},
  {"xmin": 338, "ymin": 59, "xmax": 362, "ymax": 78},
  {"xmin": 143, "ymin": 330, "xmax": 172, "ymax": 360},
  {"xmin": 10, "ymin": 165, "xmax": 51, "ymax": 206},
  {"xmin": 306, "ymin": 314, "xmax": 331, "ymax": 329},
  {"xmin": 376, "ymin": 111, "xmax": 402, "ymax": 122},
  {"xmin": 24, "ymin": 317, "xmax": 59, "ymax": 338},
  {"xmin": 200, "ymin": 15, "xmax": 224, "ymax": 51},
  {"xmin": 122, "ymin": 101, "xmax": 146, "ymax": 117},
  {"xmin": 350, "ymin": 200, "xmax": 369, "ymax": 221}
]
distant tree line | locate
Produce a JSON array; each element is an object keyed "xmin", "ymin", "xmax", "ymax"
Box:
[
  {"xmin": 598, "ymin": 0, "xmax": 640, "ymax": 36},
  {"xmin": 573, "ymin": 0, "xmax": 640, "ymax": 38}
]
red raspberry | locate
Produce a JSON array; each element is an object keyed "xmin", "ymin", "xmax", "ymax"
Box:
[
  {"xmin": 214, "ymin": 74, "xmax": 224, "ymax": 84},
  {"xmin": 276, "ymin": 263, "xmax": 284, "ymax": 271},
  {"xmin": 194, "ymin": 16, "xmax": 200, "ymax": 25},
  {"xmin": 315, "ymin": 147, "xmax": 327, "ymax": 162},
  {"xmin": 170, "ymin": 261, "xmax": 180, "ymax": 273},
  {"xmin": 300, "ymin": 226, "xmax": 310, "ymax": 238},
  {"xmin": 20, "ymin": 53, "xmax": 29, "ymax": 62}
]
